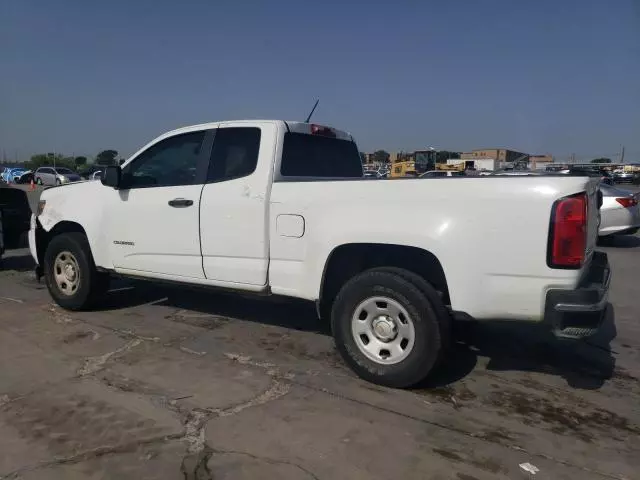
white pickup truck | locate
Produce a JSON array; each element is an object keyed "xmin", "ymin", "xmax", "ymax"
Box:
[{"xmin": 29, "ymin": 120, "xmax": 611, "ymax": 387}]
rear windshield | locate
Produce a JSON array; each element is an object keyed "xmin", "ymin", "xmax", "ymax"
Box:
[{"xmin": 280, "ymin": 132, "xmax": 363, "ymax": 178}]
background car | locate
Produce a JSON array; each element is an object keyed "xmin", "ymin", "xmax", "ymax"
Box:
[
  {"xmin": 599, "ymin": 184, "xmax": 640, "ymax": 237},
  {"xmin": 0, "ymin": 185, "xmax": 32, "ymax": 249},
  {"xmin": 0, "ymin": 207, "xmax": 3, "ymax": 260},
  {"xmin": 613, "ymin": 170, "xmax": 634, "ymax": 184},
  {"xmin": 420, "ymin": 170, "xmax": 466, "ymax": 177},
  {"xmin": 1, "ymin": 167, "xmax": 32, "ymax": 184},
  {"xmin": 35, "ymin": 166, "xmax": 82, "ymax": 186},
  {"xmin": 490, "ymin": 169, "xmax": 542, "ymax": 176},
  {"xmin": 559, "ymin": 166, "xmax": 614, "ymax": 185},
  {"xmin": 12, "ymin": 169, "xmax": 33, "ymax": 184},
  {"xmin": 0, "ymin": 167, "xmax": 14, "ymax": 183},
  {"xmin": 79, "ymin": 164, "xmax": 105, "ymax": 180},
  {"xmin": 598, "ymin": 170, "xmax": 614, "ymax": 185}
]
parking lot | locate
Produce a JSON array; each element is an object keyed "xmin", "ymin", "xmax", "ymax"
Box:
[{"xmin": 1, "ymin": 187, "xmax": 639, "ymax": 479}]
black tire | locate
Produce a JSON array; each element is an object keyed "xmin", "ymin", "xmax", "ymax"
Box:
[
  {"xmin": 372, "ymin": 267, "xmax": 452, "ymax": 353},
  {"xmin": 55, "ymin": 179, "xmax": 61, "ymax": 186},
  {"xmin": 331, "ymin": 268, "xmax": 447, "ymax": 388},
  {"xmin": 43, "ymin": 232, "xmax": 109, "ymax": 310}
]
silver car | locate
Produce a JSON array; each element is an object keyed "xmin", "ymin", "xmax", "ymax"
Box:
[
  {"xmin": 599, "ymin": 185, "xmax": 640, "ymax": 237},
  {"xmin": 35, "ymin": 167, "xmax": 82, "ymax": 186},
  {"xmin": 613, "ymin": 171, "xmax": 634, "ymax": 184}
]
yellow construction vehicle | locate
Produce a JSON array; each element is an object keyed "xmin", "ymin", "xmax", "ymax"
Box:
[
  {"xmin": 389, "ymin": 161, "xmax": 417, "ymax": 178},
  {"xmin": 435, "ymin": 162, "xmax": 465, "ymax": 172}
]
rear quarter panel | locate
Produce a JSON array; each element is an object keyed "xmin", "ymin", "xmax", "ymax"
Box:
[{"xmin": 269, "ymin": 176, "xmax": 595, "ymax": 320}]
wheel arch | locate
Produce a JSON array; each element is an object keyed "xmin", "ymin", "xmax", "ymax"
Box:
[
  {"xmin": 317, "ymin": 243, "xmax": 450, "ymax": 320},
  {"xmin": 36, "ymin": 220, "xmax": 89, "ymax": 267}
]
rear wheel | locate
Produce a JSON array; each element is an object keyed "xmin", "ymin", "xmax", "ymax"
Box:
[
  {"xmin": 44, "ymin": 233, "xmax": 109, "ymax": 310},
  {"xmin": 331, "ymin": 268, "xmax": 448, "ymax": 388}
]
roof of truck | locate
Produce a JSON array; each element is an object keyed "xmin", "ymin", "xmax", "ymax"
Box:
[{"xmin": 162, "ymin": 120, "xmax": 354, "ymax": 142}]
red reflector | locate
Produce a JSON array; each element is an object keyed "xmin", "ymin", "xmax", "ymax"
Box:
[
  {"xmin": 548, "ymin": 193, "xmax": 587, "ymax": 269},
  {"xmin": 310, "ymin": 124, "xmax": 336, "ymax": 137},
  {"xmin": 615, "ymin": 197, "xmax": 638, "ymax": 208}
]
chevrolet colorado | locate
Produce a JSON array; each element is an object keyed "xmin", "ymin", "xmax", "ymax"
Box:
[{"xmin": 29, "ymin": 120, "xmax": 610, "ymax": 387}]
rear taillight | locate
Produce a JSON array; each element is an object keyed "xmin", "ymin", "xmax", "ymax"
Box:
[
  {"xmin": 548, "ymin": 192, "xmax": 588, "ymax": 269},
  {"xmin": 615, "ymin": 197, "xmax": 638, "ymax": 208},
  {"xmin": 310, "ymin": 124, "xmax": 337, "ymax": 137}
]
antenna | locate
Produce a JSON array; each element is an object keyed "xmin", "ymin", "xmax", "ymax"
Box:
[{"xmin": 305, "ymin": 99, "xmax": 319, "ymax": 123}]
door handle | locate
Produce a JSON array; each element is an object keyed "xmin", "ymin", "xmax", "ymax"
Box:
[{"xmin": 168, "ymin": 198, "xmax": 194, "ymax": 208}]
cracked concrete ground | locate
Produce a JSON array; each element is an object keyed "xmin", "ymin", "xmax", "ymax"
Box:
[{"xmin": 1, "ymin": 233, "xmax": 639, "ymax": 479}]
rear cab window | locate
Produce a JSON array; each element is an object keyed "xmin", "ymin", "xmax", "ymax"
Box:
[{"xmin": 280, "ymin": 124, "xmax": 362, "ymax": 178}]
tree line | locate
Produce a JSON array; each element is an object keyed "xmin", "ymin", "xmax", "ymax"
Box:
[{"xmin": 23, "ymin": 150, "xmax": 122, "ymax": 172}]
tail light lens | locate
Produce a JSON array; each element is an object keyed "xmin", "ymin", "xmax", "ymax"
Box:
[
  {"xmin": 548, "ymin": 192, "xmax": 587, "ymax": 269},
  {"xmin": 310, "ymin": 124, "xmax": 337, "ymax": 138},
  {"xmin": 615, "ymin": 197, "xmax": 638, "ymax": 208}
]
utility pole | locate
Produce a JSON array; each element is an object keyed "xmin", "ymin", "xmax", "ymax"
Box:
[
  {"xmin": 570, "ymin": 153, "xmax": 575, "ymax": 164},
  {"xmin": 620, "ymin": 145, "xmax": 625, "ymax": 163}
]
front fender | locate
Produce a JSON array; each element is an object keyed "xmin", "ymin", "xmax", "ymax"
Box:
[{"xmin": 37, "ymin": 181, "xmax": 110, "ymax": 268}]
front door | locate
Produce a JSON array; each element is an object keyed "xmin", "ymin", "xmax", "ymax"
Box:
[{"xmin": 105, "ymin": 129, "xmax": 213, "ymax": 279}]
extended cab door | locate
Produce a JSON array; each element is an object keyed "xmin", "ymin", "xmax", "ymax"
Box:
[
  {"xmin": 199, "ymin": 121, "xmax": 277, "ymax": 286},
  {"xmin": 105, "ymin": 128, "xmax": 214, "ymax": 279}
]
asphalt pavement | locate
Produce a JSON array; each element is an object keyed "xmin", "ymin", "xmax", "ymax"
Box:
[{"xmin": 0, "ymin": 183, "xmax": 639, "ymax": 479}]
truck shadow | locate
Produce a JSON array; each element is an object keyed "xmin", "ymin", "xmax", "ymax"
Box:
[
  {"xmin": 425, "ymin": 304, "xmax": 617, "ymax": 391},
  {"xmin": 101, "ymin": 279, "xmax": 329, "ymax": 334},
  {"xmin": 101, "ymin": 280, "xmax": 618, "ymax": 391}
]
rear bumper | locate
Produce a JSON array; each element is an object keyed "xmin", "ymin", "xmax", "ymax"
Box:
[{"xmin": 544, "ymin": 251, "xmax": 611, "ymax": 339}]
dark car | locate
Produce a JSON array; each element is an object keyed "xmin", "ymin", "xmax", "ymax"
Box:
[
  {"xmin": 0, "ymin": 186, "xmax": 32, "ymax": 249},
  {"xmin": 563, "ymin": 167, "xmax": 613, "ymax": 185},
  {"xmin": 79, "ymin": 164, "xmax": 106, "ymax": 180},
  {"xmin": 613, "ymin": 170, "xmax": 635, "ymax": 184}
]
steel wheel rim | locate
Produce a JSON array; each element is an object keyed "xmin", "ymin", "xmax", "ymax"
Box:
[
  {"xmin": 53, "ymin": 251, "xmax": 81, "ymax": 296},
  {"xmin": 351, "ymin": 296, "xmax": 416, "ymax": 365}
]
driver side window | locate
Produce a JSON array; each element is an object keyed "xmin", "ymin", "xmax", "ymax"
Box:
[{"xmin": 122, "ymin": 131, "xmax": 205, "ymax": 188}]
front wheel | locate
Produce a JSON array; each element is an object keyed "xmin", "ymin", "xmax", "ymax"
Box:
[
  {"xmin": 44, "ymin": 233, "xmax": 109, "ymax": 310},
  {"xmin": 331, "ymin": 268, "xmax": 447, "ymax": 388}
]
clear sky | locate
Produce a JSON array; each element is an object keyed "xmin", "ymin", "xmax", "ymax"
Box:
[{"xmin": 1, "ymin": 0, "xmax": 639, "ymax": 162}]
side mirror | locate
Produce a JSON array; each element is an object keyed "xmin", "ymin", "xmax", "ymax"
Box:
[{"xmin": 101, "ymin": 166, "xmax": 122, "ymax": 189}]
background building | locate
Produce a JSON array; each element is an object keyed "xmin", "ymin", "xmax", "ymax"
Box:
[
  {"xmin": 529, "ymin": 154, "xmax": 553, "ymax": 170},
  {"xmin": 461, "ymin": 148, "xmax": 529, "ymax": 163}
]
